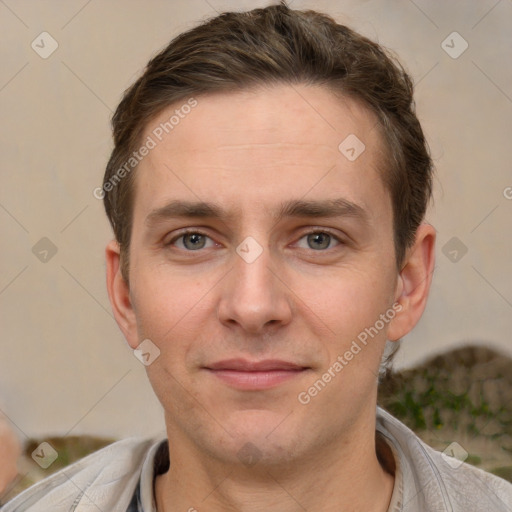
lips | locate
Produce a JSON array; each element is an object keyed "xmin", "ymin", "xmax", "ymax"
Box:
[
  {"xmin": 204, "ymin": 359, "xmax": 309, "ymax": 390},
  {"xmin": 206, "ymin": 359, "xmax": 307, "ymax": 372}
]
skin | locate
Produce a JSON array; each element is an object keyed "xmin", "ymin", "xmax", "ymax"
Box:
[
  {"xmin": 106, "ymin": 83, "xmax": 435, "ymax": 511},
  {"xmin": 0, "ymin": 417, "xmax": 20, "ymax": 495}
]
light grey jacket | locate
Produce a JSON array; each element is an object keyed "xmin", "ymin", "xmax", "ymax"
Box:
[{"xmin": 2, "ymin": 408, "xmax": 511, "ymax": 511}]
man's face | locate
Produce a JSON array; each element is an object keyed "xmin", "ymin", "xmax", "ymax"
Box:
[{"xmin": 119, "ymin": 84, "xmax": 403, "ymax": 465}]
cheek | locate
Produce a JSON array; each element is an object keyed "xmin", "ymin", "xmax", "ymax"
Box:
[
  {"xmin": 129, "ymin": 269, "xmax": 203, "ymax": 364},
  {"xmin": 306, "ymin": 276, "xmax": 394, "ymax": 392},
  {"xmin": 303, "ymin": 270, "xmax": 394, "ymax": 340}
]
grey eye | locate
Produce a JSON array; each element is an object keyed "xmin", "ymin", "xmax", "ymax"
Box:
[
  {"xmin": 307, "ymin": 232, "xmax": 332, "ymax": 250},
  {"xmin": 182, "ymin": 233, "xmax": 207, "ymax": 250}
]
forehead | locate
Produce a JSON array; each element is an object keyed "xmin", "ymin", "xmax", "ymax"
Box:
[{"xmin": 131, "ymin": 84, "xmax": 390, "ymax": 228}]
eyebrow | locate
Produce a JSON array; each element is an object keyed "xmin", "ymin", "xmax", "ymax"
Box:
[{"xmin": 145, "ymin": 198, "xmax": 369, "ymax": 227}]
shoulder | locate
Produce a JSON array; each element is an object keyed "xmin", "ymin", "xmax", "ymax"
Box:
[
  {"xmin": 1, "ymin": 437, "xmax": 162, "ymax": 512},
  {"xmin": 376, "ymin": 407, "xmax": 512, "ymax": 511}
]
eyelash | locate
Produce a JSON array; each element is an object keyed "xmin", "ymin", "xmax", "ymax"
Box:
[{"xmin": 165, "ymin": 228, "xmax": 345, "ymax": 252}]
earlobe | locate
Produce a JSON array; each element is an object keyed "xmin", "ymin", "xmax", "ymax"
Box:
[
  {"xmin": 387, "ymin": 223, "xmax": 436, "ymax": 341},
  {"xmin": 105, "ymin": 240, "xmax": 139, "ymax": 349}
]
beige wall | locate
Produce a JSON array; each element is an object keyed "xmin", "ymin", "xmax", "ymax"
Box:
[{"xmin": 1, "ymin": 0, "xmax": 511, "ymax": 440}]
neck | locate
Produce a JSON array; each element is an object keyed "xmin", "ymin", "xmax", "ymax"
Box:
[{"xmin": 155, "ymin": 412, "xmax": 395, "ymax": 512}]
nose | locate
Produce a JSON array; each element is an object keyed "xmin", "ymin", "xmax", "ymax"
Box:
[{"xmin": 216, "ymin": 242, "xmax": 293, "ymax": 334}]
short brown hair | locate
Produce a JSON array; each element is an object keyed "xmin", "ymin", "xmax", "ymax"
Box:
[{"xmin": 103, "ymin": 2, "xmax": 433, "ymax": 282}]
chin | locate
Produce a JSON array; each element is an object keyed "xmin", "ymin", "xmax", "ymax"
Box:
[{"xmin": 208, "ymin": 410, "xmax": 305, "ymax": 464}]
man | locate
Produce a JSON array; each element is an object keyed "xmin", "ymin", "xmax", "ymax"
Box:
[{"xmin": 3, "ymin": 3, "xmax": 511, "ymax": 511}]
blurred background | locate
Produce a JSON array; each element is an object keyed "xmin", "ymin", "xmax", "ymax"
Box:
[{"xmin": 1, "ymin": 0, "xmax": 511, "ymax": 499}]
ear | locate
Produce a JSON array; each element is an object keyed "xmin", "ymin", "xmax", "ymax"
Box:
[
  {"xmin": 387, "ymin": 223, "xmax": 436, "ymax": 341},
  {"xmin": 105, "ymin": 240, "xmax": 139, "ymax": 349}
]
